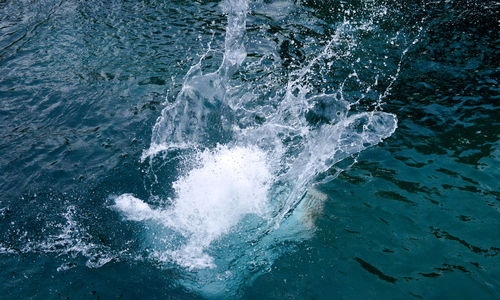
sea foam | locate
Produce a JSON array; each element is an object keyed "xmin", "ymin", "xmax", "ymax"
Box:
[{"xmin": 115, "ymin": 145, "xmax": 271, "ymax": 269}]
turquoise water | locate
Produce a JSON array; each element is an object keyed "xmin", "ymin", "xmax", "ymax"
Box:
[{"xmin": 1, "ymin": 0, "xmax": 499, "ymax": 298}]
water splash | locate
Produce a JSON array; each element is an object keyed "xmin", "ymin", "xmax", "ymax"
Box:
[
  {"xmin": 113, "ymin": 0, "xmax": 407, "ymax": 296},
  {"xmin": 115, "ymin": 145, "xmax": 271, "ymax": 269},
  {"xmin": 142, "ymin": 0, "xmax": 249, "ymax": 159},
  {"xmin": 0, "ymin": 205, "xmax": 114, "ymax": 269}
]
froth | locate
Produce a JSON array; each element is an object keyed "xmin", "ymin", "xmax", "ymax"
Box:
[
  {"xmin": 171, "ymin": 146, "xmax": 271, "ymax": 241},
  {"xmin": 114, "ymin": 145, "xmax": 272, "ymax": 269},
  {"xmin": 113, "ymin": 194, "xmax": 160, "ymax": 222}
]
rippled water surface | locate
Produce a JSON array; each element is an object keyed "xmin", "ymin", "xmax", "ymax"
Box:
[{"xmin": 1, "ymin": 0, "xmax": 499, "ymax": 298}]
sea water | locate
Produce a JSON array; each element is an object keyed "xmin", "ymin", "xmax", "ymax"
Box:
[{"xmin": 0, "ymin": 0, "xmax": 498, "ymax": 298}]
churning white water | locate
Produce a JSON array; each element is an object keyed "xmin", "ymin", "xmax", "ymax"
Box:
[{"xmin": 115, "ymin": 145, "xmax": 271, "ymax": 268}]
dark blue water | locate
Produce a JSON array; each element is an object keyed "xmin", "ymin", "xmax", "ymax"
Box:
[{"xmin": 1, "ymin": 0, "xmax": 499, "ymax": 298}]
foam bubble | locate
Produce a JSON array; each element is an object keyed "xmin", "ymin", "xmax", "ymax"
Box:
[
  {"xmin": 115, "ymin": 145, "xmax": 272, "ymax": 269},
  {"xmin": 171, "ymin": 146, "xmax": 271, "ymax": 238},
  {"xmin": 113, "ymin": 194, "xmax": 160, "ymax": 222}
]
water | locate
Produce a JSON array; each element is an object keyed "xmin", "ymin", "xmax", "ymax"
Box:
[{"xmin": 0, "ymin": 0, "xmax": 498, "ymax": 298}]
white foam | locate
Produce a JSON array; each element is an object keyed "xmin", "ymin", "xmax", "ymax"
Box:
[
  {"xmin": 2, "ymin": 205, "xmax": 115, "ymax": 270},
  {"xmin": 113, "ymin": 194, "xmax": 160, "ymax": 222},
  {"xmin": 172, "ymin": 146, "xmax": 270, "ymax": 232},
  {"xmin": 115, "ymin": 145, "xmax": 272, "ymax": 269}
]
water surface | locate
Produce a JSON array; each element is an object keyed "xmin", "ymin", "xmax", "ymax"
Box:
[{"xmin": 0, "ymin": 0, "xmax": 499, "ymax": 298}]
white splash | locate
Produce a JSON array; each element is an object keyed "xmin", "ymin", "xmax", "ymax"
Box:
[
  {"xmin": 0, "ymin": 205, "xmax": 114, "ymax": 269},
  {"xmin": 143, "ymin": 0, "xmax": 249, "ymax": 159},
  {"xmin": 113, "ymin": 0, "xmax": 408, "ymax": 295},
  {"xmin": 115, "ymin": 145, "xmax": 271, "ymax": 269}
]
